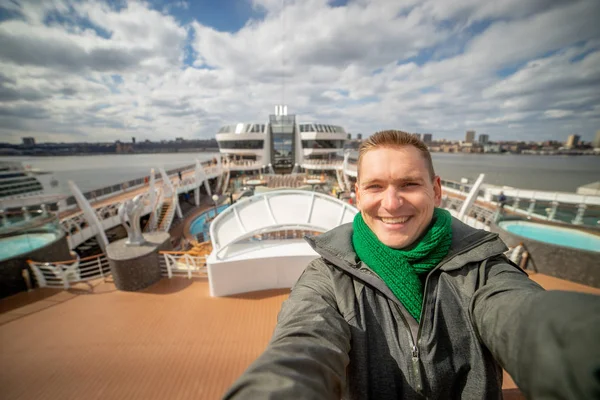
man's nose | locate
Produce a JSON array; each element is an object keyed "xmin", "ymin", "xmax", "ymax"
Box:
[{"xmin": 381, "ymin": 187, "xmax": 403, "ymax": 209}]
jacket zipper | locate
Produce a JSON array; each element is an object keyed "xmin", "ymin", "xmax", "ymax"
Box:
[
  {"xmin": 408, "ymin": 233, "xmax": 500, "ymax": 394},
  {"xmin": 391, "ymin": 301, "xmax": 423, "ymax": 392},
  {"xmin": 415, "ymin": 233, "xmax": 499, "ymax": 349}
]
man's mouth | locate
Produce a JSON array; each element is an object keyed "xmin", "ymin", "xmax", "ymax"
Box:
[{"xmin": 380, "ymin": 216, "xmax": 411, "ymax": 224}]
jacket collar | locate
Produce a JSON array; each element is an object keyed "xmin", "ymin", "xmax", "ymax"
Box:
[{"xmin": 305, "ymin": 217, "xmax": 508, "ymax": 273}]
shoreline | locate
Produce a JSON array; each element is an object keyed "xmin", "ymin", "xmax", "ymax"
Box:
[
  {"xmin": 0, "ymin": 149, "xmax": 220, "ymax": 157},
  {"xmin": 2, "ymin": 150, "xmax": 598, "ymax": 157}
]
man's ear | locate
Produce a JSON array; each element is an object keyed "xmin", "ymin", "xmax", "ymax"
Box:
[
  {"xmin": 433, "ymin": 176, "xmax": 442, "ymax": 207},
  {"xmin": 354, "ymin": 181, "xmax": 360, "ymax": 209}
]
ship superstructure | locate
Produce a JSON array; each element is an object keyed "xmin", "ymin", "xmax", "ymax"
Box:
[
  {"xmin": 0, "ymin": 161, "xmax": 44, "ymax": 199},
  {"xmin": 215, "ymin": 105, "xmax": 347, "ymax": 173}
]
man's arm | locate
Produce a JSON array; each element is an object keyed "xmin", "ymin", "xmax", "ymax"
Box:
[
  {"xmin": 470, "ymin": 259, "xmax": 600, "ymax": 399},
  {"xmin": 223, "ymin": 259, "xmax": 351, "ymax": 399}
]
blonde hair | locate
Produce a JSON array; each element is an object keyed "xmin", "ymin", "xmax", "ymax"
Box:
[{"xmin": 357, "ymin": 130, "xmax": 435, "ymax": 180}]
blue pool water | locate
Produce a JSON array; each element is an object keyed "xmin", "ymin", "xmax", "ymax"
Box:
[
  {"xmin": 0, "ymin": 232, "xmax": 59, "ymax": 261},
  {"xmin": 498, "ymin": 221, "xmax": 600, "ymax": 252},
  {"xmin": 189, "ymin": 205, "xmax": 230, "ymax": 239}
]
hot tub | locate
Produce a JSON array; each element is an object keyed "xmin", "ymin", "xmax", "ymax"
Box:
[
  {"xmin": 498, "ymin": 220, "xmax": 600, "ymax": 252},
  {"xmin": 0, "ymin": 232, "xmax": 60, "ymax": 262},
  {"xmin": 493, "ymin": 220, "xmax": 599, "ymax": 288},
  {"xmin": 189, "ymin": 205, "xmax": 230, "ymax": 240}
]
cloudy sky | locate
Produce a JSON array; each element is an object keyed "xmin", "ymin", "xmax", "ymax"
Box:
[{"xmin": 0, "ymin": 0, "xmax": 599, "ymax": 144}]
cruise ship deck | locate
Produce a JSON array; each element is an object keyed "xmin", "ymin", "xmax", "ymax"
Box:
[{"xmin": 1, "ymin": 271, "xmax": 598, "ymax": 400}]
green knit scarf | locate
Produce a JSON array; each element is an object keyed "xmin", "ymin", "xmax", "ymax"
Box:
[{"xmin": 352, "ymin": 208, "xmax": 453, "ymax": 322}]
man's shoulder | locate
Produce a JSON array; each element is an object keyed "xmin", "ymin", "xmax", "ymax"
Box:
[
  {"xmin": 305, "ymin": 223, "xmax": 356, "ymax": 260},
  {"xmin": 443, "ymin": 217, "xmax": 508, "ymax": 269}
]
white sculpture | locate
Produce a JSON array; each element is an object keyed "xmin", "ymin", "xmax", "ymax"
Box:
[{"xmin": 118, "ymin": 194, "xmax": 146, "ymax": 246}]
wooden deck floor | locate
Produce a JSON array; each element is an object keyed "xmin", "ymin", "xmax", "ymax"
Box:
[
  {"xmin": 0, "ymin": 278, "xmax": 289, "ymax": 400},
  {"xmin": 1, "ymin": 273, "xmax": 597, "ymax": 399}
]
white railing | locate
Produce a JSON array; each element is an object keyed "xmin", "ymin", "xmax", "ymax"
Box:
[
  {"xmin": 159, "ymin": 252, "xmax": 207, "ymax": 279},
  {"xmin": 223, "ymin": 160, "xmax": 263, "ymax": 171},
  {"xmin": 28, "ymin": 253, "xmax": 110, "ymax": 289},
  {"xmin": 302, "ymin": 160, "xmax": 344, "ymax": 170},
  {"xmin": 145, "ymin": 187, "xmax": 163, "ymax": 232},
  {"xmin": 442, "ymin": 178, "xmax": 600, "ymax": 226},
  {"xmin": 61, "ymin": 189, "xmax": 156, "ymax": 249}
]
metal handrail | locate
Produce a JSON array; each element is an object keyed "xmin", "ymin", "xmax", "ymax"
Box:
[
  {"xmin": 159, "ymin": 252, "xmax": 207, "ymax": 279},
  {"xmin": 27, "ymin": 253, "xmax": 109, "ymax": 289}
]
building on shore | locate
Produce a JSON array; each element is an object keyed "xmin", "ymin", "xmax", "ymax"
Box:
[
  {"xmin": 22, "ymin": 137, "xmax": 36, "ymax": 147},
  {"xmin": 593, "ymin": 130, "xmax": 600, "ymax": 149},
  {"xmin": 565, "ymin": 134, "xmax": 580, "ymax": 149},
  {"xmin": 465, "ymin": 130, "xmax": 475, "ymax": 144}
]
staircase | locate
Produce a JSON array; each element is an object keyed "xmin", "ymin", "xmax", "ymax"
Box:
[
  {"xmin": 157, "ymin": 198, "xmax": 176, "ymax": 232},
  {"xmin": 222, "ymin": 170, "xmax": 231, "ymax": 193}
]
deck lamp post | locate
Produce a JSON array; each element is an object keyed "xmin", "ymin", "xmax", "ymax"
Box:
[{"xmin": 212, "ymin": 194, "xmax": 219, "ymax": 217}]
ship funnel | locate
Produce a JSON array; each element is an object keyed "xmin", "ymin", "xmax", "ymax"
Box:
[{"xmin": 274, "ymin": 105, "xmax": 288, "ymax": 116}]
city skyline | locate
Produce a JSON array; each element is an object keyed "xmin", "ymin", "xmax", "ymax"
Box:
[{"xmin": 0, "ymin": 0, "xmax": 599, "ymax": 144}]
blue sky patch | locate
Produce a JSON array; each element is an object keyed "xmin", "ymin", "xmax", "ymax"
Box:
[{"xmin": 158, "ymin": 0, "xmax": 262, "ymax": 32}]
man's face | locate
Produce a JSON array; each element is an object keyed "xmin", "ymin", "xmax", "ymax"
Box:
[{"xmin": 355, "ymin": 146, "xmax": 442, "ymax": 249}]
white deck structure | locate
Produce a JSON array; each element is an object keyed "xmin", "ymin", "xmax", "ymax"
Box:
[{"xmin": 207, "ymin": 190, "xmax": 358, "ymax": 296}]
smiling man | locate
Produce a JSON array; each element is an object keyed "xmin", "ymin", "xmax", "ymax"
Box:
[{"xmin": 224, "ymin": 131, "xmax": 600, "ymax": 400}]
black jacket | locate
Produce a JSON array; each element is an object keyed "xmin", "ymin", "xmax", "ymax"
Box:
[{"xmin": 225, "ymin": 218, "xmax": 600, "ymax": 399}]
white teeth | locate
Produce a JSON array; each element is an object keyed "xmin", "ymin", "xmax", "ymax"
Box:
[{"xmin": 381, "ymin": 217, "xmax": 409, "ymax": 224}]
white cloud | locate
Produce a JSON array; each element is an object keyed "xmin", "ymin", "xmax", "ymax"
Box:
[{"xmin": 0, "ymin": 0, "xmax": 599, "ymax": 144}]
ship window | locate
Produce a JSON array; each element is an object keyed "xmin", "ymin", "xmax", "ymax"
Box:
[
  {"xmin": 218, "ymin": 140, "xmax": 264, "ymax": 149},
  {"xmin": 0, "ymin": 172, "xmax": 27, "ymax": 179},
  {"xmin": 302, "ymin": 140, "xmax": 344, "ymax": 149}
]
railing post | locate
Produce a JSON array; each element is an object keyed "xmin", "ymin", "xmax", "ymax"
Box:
[
  {"xmin": 572, "ymin": 203, "xmax": 586, "ymax": 225},
  {"xmin": 547, "ymin": 201, "xmax": 559, "ymax": 221},
  {"xmin": 527, "ymin": 199, "xmax": 536, "ymax": 216},
  {"xmin": 61, "ymin": 266, "xmax": 69, "ymax": 290},
  {"xmin": 98, "ymin": 256, "xmax": 104, "ymax": 278},
  {"xmin": 185, "ymin": 255, "xmax": 192, "ymax": 279},
  {"xmin": 29, "ymin": 263, "xmax": 47, "ymax": 287},
  {"xmin": 512, "ymin": 196, "xmax": 520, "ymax": 211},
  {"xmin": 164, "ymin": 254, "xmax": 173, "ymax": 279}
]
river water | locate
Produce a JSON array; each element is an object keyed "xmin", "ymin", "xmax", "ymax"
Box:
[{"xmin": 1, "ymin": 153, "xmax": 598, "ymax": 195}]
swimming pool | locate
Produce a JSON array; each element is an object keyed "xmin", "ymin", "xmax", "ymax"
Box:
[
  {"xmin": 498, "ymin": 221, "xmax": 600, "ymax": 252},
  {"xmin": 189, "ymin": 205, "xmax": 230, "ymax": 239},
  {"xmin": 0, "ymin": 232, "xmax": 60, "ymax": 261}
]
